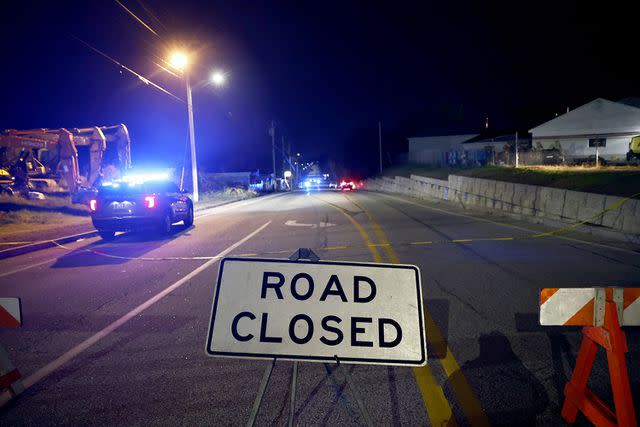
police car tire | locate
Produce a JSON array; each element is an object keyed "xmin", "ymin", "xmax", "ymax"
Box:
[
  {"xmin": 159, "ymin": 211, "xmax": 173, "ymax": 235},
  {"xmin": 183, "ymin": 205, "xmax": 194, "ymax": 227}
]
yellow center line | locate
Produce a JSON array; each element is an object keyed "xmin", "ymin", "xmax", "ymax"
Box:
[
  {"xmin": 311, "ymin": 195, "xmax": 383, "ymax": 263},
  {"xmin": 313, "ymin": 193, "xmax": 455, "ymax": 426},
  {"xmin": 379, "ymin": 192, "xmax": 640, "ymax": 256},
  {"xmin": 344, "ymin": 192, "xmax": 491, "ymax": 427},
  {"xmin": 451, "ymin": 239, "xmax": 473, "ymax": 243},
  {"xmin": 337, "ymin": 193, "xmax": 459, "ymax": 427}
]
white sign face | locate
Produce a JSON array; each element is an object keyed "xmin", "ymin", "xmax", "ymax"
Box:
[{"xmin": 206, "ymin": 258, "xmax": 426, "ymax": 366}]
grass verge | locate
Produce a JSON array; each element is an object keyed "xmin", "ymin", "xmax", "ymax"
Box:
[{"xmin": 380, "ymin": 164, "xmax": 640, "ymax": 197}]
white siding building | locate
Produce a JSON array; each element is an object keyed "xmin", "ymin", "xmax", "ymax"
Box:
[
  {"xmin": 408, "ymin": 134, "xmax": 478, "ymax": 165},
  {"xmin": 529, "ymin": 98, "xmax": 640, "ymax": 163}
]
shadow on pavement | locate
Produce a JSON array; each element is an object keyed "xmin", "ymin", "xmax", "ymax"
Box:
[
  {"xmin": 456, "ymin": 331, "xmax": 549, "ymax": 426},
  {"xmin": 50, "ymin": 225, "xmax": 194, "ymax": 268},
  {"xmin": 425, "ymin": 298, "xmax": 450, "ymax": 360},
  {"xmin": 515, "ymin": 312, "xmax": 640, "ymax": 421}
]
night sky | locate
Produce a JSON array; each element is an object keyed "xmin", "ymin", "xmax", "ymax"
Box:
[{"xmin": 1, "ymin": 1, "xmax": 637, "ymax": 176}]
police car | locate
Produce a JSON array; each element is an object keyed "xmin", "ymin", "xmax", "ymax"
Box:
[{"xmin": 89, "ymin": 173, "xmax": 194, "ymax": 240}]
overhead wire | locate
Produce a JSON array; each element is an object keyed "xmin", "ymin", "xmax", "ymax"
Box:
[
  {"xmin": 71, "ymin": 35, "xmax": 184, "ymax": 103},
  {"xmin": 113, "ymin": 0, "xmax": 160, "ymax": 37}
]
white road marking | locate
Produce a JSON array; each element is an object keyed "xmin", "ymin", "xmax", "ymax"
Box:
[
  {"xmin": 0, "ymin": 194, "xmax": 283, "ymax": 279},
  {"xmin": 0, "ymin": 220, "xmax": 272, "ymax": 406},
  {"xmin": 285, "ymin": 219, "xmax": 316, "ymax": 227},
  {"xmin": 285, "ymin": 220, "xmax": 336, "ymax": 228},
  {"xmin": 0, "ymin": 257, "xmax": 60, "ymax": 279}
]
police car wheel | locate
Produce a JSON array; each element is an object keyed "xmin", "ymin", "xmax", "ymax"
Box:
[
  {"xmin": 183, "ymin": 205, "xmax": 194, "ymax": 227},
  {"xmin": 159, "ymin": 211, "xmax": 173, "ymax": 235}
]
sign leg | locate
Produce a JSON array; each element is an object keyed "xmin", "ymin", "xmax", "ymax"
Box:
[
  {"xmin": 247, "ymin": 358, "xmax": 276, "ymax": 427},
  {"xmin": 288, "ymin": 361, "xmax": 298, "ymax": 427},
  {"xmin": 0, "ymin": 345, "xmax": 24, "ymax": 397},
  {"xmin": 335, "ymin": 356, "xmax": 374, "ymax": 427}
]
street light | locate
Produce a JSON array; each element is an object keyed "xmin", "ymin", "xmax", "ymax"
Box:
[
  {"xmin": 210, "ymin": 70, "xmax": 226, "ymax": 86},
  {"xmin": 167, "ymin": 51, "xmax": 227, "ymax": 202},
  {"xmin": 169, "ymin": 50, "xmax": 199, "ymax": 202},
  {"xmin": 169, "ymin": 51, "xmax": 189, "ymax": 71}
]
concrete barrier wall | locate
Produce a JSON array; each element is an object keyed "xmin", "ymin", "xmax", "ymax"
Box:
[{"xmin": 364, "ymin": 173, "xmax": 639, "ymax": 238}]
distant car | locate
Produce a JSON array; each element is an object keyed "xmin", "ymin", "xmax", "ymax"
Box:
[
  {"xmin": 340, "ymin": 179, "xmax": 356, "ymax": 191},
  {"xmin": 90, "ymin": 178, "xmax": 194, "ymax": 240}
]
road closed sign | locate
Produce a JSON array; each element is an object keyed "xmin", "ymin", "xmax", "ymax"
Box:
[{"xmin": 206, "ymin": 258, "xmax": 426, "ymax": 366}]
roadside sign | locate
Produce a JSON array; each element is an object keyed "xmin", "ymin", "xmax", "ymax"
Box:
[
  {"xmin": 206, "ymin": 258, "xmax": 426, "ymax": 366},
  {"xmin": 0, "ymin": 298, "xmax": 22, "ymax": 328}
]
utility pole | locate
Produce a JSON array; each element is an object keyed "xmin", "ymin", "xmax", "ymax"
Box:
[
  {"xmin": 281, "ymin": 135, "xmax": 286, "ymax": 176},
  {"xmin": 378, "ymin": 121, "xmax": 383, "ymax": 173},
  {"xmin": 186, "ymin": 73, "xmax": 198, "ymax": 202},
  {"xmin": 270, "ymin": 121, "xmax": 276, "ymax": 178},
  {"xmin": 515, "ymin": 131, "xmax": 519, "ymax": 168}
]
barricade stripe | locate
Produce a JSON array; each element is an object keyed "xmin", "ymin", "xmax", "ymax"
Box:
[
  {"xmin": 565, "ymin": 300, "xmax": 595, "ymax": 326},
  {"xmin": 622, "ymin": 297, "xmax": 640, "ymax": 326},
  {"xmin": 540, "ymin": 288, "xmax": 560, "ymax": 306},
  {"xmin": 623, "ymin": 289, "xmax": 640, "ymax": 309},
  {"xmin": 0, "ymin": 307, "xmax": 20, "ymax": 328},
  {"xmin": 540, "ymin": 288, "xmax": 593, "ymax": 325}
]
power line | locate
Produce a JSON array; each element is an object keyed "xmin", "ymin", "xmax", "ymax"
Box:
[
  {"xmin": 135, "ymin": 0, "xmax": 168, "ymax": 31},
  {"xmin": 72, "ymin": 35, "xmax": 184, "ymax": 103},
  {"xmin": 114, "ymin": 0, "xmax": 160, "ymax": 37}
]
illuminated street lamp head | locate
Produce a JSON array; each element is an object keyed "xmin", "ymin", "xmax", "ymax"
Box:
[
  {"xmin": 210, "ymin": 70, "xmax": 226, "ymax": 86},
  {"xmin": 169, "ymin": 51, "xmax": 189, "ymax": 71}
]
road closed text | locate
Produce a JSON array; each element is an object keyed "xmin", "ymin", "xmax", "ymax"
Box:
[
  {"xmin": 231, "ymin": 272, "xmax": 403, "ymax": 348},
  {"xmin": 207, "ymin": 259, "xmax": 426, "ymax": 366}
]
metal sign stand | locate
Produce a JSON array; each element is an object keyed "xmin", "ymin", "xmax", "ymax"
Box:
[{"xmin": 246, "ymin": 248, "xmax": 374, "ymax": 427}]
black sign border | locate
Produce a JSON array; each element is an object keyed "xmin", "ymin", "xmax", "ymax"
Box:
[{"xmin": 206, "ymin": 257, "xmax": 426, "ymax": 366}]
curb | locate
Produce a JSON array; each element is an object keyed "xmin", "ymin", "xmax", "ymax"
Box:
[
  {"xmin": 0, "ymin": 230, "xmax": 98, "ymax": 260},
  {"xmin": 0, "ymin": 192, "xmax": 288, "ymax": 261}
]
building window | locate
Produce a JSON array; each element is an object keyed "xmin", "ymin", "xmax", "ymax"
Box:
[{"xmin": 589, "ymin": 138, "xmax": 606, "ymax": 147}]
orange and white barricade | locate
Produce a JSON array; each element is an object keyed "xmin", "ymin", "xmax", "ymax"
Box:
[
  {"xmin": 0, "ymin": 297, "xmax": 24, "ymax": 397},
  {"xmin": 540, "ymin": 288, "xmax": 639, "ymax": 427}
]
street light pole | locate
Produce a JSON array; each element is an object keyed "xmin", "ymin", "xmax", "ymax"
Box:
[
  {"xmin": 378, "ymin": 121, "xmax": 383, "ymax": 173},
  {"xmin": 186, "ymin": 73, "xmax": 199, "ymax": 202},
  {"xmin": 270, "ymin": 121, "xmax": 276, "ymax": 178}
]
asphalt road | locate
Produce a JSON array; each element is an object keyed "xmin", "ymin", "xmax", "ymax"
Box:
[{"xmin": 0, "ymin": 190, "xmax": 638, "ymax": 426}]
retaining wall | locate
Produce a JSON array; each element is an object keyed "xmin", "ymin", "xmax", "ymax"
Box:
[{"xmin": 365, "ymin": 174, "xmax": 640, "ymax": 240}]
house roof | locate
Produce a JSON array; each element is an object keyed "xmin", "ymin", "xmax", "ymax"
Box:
[
  {"xmin": 529, "ymin": 98, "xmax": 640, "ymax": 137},
  {"xmin": 408, "ymin": 134, "xmax": 478, "ymax": 151},
  {"xmin": 618, "ymin": 97, "xmax": 640, "ymax": 109},
  {"xmin": 463, "ymin": 130, "xmax": 531, "ymax": 144}
]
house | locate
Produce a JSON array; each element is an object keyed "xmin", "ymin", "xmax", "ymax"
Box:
[
  {"xmin": 461, "ymin": 132, "xmax": 532, "ymax": 165},
  {"xmin": 407, "ymin": 134, "xmax": 478, "ymax": 166},
  {"xmin": 529, "ymin": 98, "xmax": 640, "ymax": 163}
]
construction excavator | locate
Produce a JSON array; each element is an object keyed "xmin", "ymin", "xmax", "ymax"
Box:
[{"xmin": 0, "ymin": 124, "xmax": 131, "ymax": 198}]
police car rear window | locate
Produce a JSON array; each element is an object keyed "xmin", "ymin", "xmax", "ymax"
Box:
[{"xmin": 99, "ymin": 181, "xmax": 179, "ymax": 195}]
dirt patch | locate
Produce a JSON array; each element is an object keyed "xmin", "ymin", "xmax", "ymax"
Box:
[{"xmin": 0, "ymin": 210, "xmax": 91, "ymax": 242}]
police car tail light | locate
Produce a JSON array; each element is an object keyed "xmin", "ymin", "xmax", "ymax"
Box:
[
  {"xmin": 144, "ymin": 195, "xmax": 156, "ymax": 208},
  {"xmin": 89, "ymin": 199, "xmax": 97, "ymax": 212}
]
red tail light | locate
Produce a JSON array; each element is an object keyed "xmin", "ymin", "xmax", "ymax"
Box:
[
  {"xmin": 144, "ymin": 195, "xmax": 156, "ymax": 208},
  {"xmin": 89, "ymin": 199, "xmax": 97, "ymax": 211}
]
